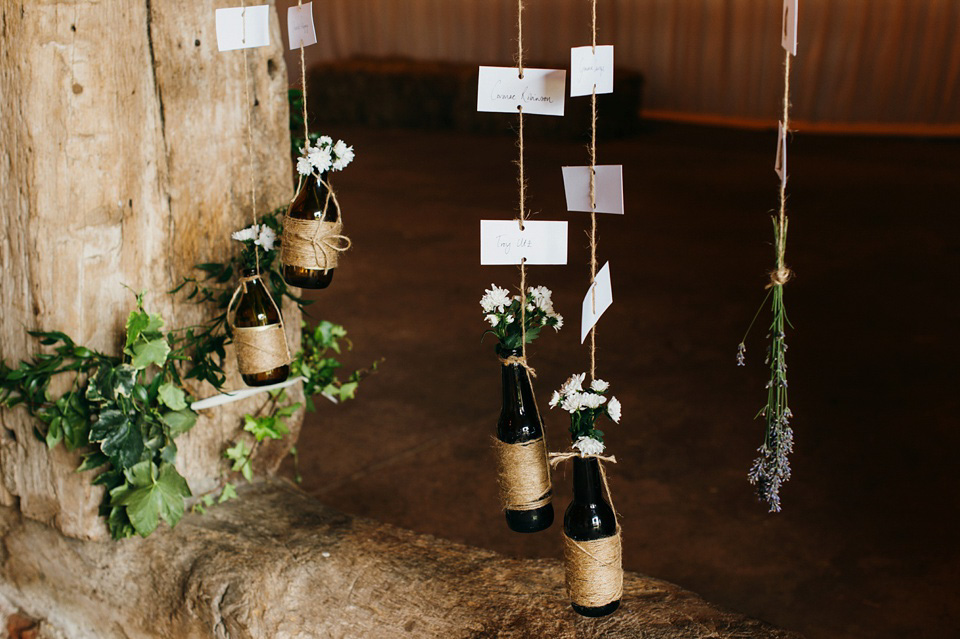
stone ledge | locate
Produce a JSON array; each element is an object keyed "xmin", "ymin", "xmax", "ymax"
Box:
[{"xmin": 0, "ymin": 480, "xmax": 799, "ymax": 638}]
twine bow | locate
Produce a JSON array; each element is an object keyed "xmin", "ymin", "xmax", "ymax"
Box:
[
  {"xmin": 283, "ymin": 178, "xmax": 352, "ymax": 272},
  {"xmin": 549, "ymin": 451, "xmax": 619, "ymax": 516},
  {"xmin": 497, "ymin": 354, "xmax": 537, "ymax": 378}
]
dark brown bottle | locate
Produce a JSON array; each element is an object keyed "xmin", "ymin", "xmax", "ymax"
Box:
[
  {"xmin": 565, "ymin": 456, "xmax": 621, "ymax": 617},
  {"xmin": 282, "ymin": 171, "xmax": 336, "ymax": 289},
  {"xmin": 497, "ymin": 346, "xmax": 554, "ymax": 533},
  {"xmin": 235, "ymin": 269, "xmax": 290, "ymax": 387}
]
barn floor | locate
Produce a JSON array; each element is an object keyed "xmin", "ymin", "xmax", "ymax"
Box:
[{"xmin": 280, "ymin": 122, "xmax": 960, "ymax": 639}]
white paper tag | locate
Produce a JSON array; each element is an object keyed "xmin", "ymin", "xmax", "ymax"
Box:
[
  {"xmin": 216, "ymin": 5, "xmax": 271, "ymax": 52},
  {"xmin": 287, "ymin": 2, "xmax": 317, "ymax": 49},
  {"xmin": 477, "ymin": 67, "xmax": 566, "ymax": 116},
  {"xmin": 775, "ymin": 122, "xmax": 787, "ymax": 187},
  {"xmin": 570, "ymin": 45, "xmax": 614, "ymax": 97},
  {"xmin": 581, "ymin": 262, "xmax": 613, "ymax": 343},
  {"xmin": 782, "ymin": 0, "xmax": 798, "ymax": 55},
  {"xmin": 561, "ymin": 165, "xmax": 625, "ymax": 215},
  {"xmin": 480, "ymin": 220, "xmax": 568, "ymax": 265}
]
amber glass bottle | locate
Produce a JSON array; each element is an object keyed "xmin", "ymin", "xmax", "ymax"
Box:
[
  {"xmin": 283, "ymin": 171, "xmax": 336, "ymax": 289},
  {"xmin": 565, "ymin": 456, "xmax": 621, "ymax": 617},
  {"xmin": 497, "ymin": 346, "xmax": 554, "ymax": 533},
  {"xmin": 235, "ymin": 269, "xmax": 290, "ymax": 387}
]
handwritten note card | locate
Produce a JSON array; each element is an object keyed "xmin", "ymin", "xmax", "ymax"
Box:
[
  {"xmin": 581, "ymin": 262, "xmax": 613, "ymax": 343},
  {"xmin": 477, "ymin": 67, "xmax": 566, "ymax": 116},
  {"xmin": 775, "ymin": 122, "xmax": 787, "ymax": 187},
  {"xmin": 287, "ymin": 2, "xmax": 317, "ymax": 49},
  {"xmin": 216, "ymin": 5, "xmax": 271, "ymax": 52},
  {"xmin": 782, "ymin": 0, "xmax": 798, "ymax": 55},
  {"xmin": 570, "ymin": 45, "xmax": 614, "ymax": 97},
  {"xmin": 562, "ymin": 165, "xmax": 624, "ymax": 215},
  {"xmin": 480, "ymin": 220, "xmax": 568, "ymax": 265}
]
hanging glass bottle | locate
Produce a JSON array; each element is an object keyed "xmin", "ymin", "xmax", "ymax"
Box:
[
  {"xmin": 281, "ymin": 172, "xmax": 349, "ymax": 289},
  {"xmin": 494, "ymin": 345, "xmax": 554, "ymax": 533},
  {"xmin": 229, "ymin": 270, "xmax": 291, "ymax": 387}
]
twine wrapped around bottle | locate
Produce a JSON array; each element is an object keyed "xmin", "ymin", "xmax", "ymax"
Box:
[
  {"xmin": 549, "ymin": 451, "xmax": 623, "ymax": 608},
  {"xmin": 493, "ymin": 437, "xmax": 552, "ymax": 511},
  {"xmin": 226, "ymin": 275, "xmax": 291, "ymax": 375},
  {"xmin": 281, "ymin": 178, "xmax": 352, "ymax": 273}
]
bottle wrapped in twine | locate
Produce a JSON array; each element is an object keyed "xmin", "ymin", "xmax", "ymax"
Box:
[
  {"xmin": 493, "ymin": 437, "xmax": 552, "ymax": 511},
  {"xmin": 281, "ymin": 179, "xmax": 351, "ymax": 273},
  {"xmin": 227, "ymin": 276, "xmax": 292, "ymax": 376}
]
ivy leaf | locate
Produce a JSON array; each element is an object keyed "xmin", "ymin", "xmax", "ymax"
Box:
[
  {"xmin": 225, "ymin": 441, "xmax": 253, "ymax": 481},
  {"xmin": 218, "ymin": 482, "xmax": 238, "ymax": 503},
  {"xmin": 77, "ymin": 450, "xmax": 110, "ymax": 473},
  {"xmin": 339, "ymin": 381, "xmax": 358, "ymax": 401},
  {"xmin": 274, "ymin": 402, "xmax": 301, "ymax": 418},
  {"xmin": 243, "ymin": 415, "xmax": 288, "ymax": 442},
  {"xmin": 115, "ymin": 462, "xmax": 191, "ymax": 537},
  {"xmin": 131, "ymin": 338, "xmax": 170, "ymax": 370},
  {"xmin": 113, "ymin": 365, "xmax": 138, "ymax": 398},
  {"xmin": 45, "ymin": 416, "xmax": 63, "ymax": 448},
  {"xmin": 91, "ymin": 409, "xmax": 143, "ymax": 469},
  {"xmin": 124, "ymin": 310, "xmax": 150, "ymax": 349},
  {"xmin": 157, "ymin": 382, "xmax": 187, "ymax": 411},
  {"xmin": 160, "ymin": 409, "xmax": 197, "ymax": 437}
]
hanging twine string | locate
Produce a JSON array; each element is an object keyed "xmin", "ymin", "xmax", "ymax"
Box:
[
  {"xmin": 292, "ymin": 0, "xmax": 310, "ymax": 201},
  {"xmin": 240, "ymin": 0, "xmax": 261, "ymax": 276},
  {"xmin": 587, "ymin": 0, "xmax": 599, "ymax": 381},
  {"xmin": 770, "ymin": 50, "xmax": 793, "ymax": 289},
  {"xmin": 514, "ymin": 0, "xmax": 531, "ymax": 370}
]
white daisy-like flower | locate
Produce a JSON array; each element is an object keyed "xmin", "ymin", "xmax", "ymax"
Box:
[
  {"xmin": 561, "ymin": 392, "xmax": 583, "ymax": 413},
  {"xmin": 296, "ymin": 155, "xmax": 313, "ymax": 176},
  {"xmin": 486, "ymin": 314, "xmax": 499, "ymax": 327},
  {"xmin": 553, "ymin": 314, "xmax": 564, "ymax": 331},
  {"xmin": 549, "ymin": 391, "xmax": 561, "ymax": 408},
  {"xmin": 505, "ymin": 315, "xmax": 515, "ymax": 324},
  {"xmin": 331, "ymin": 140, "xmax": 355, "ymax": 171},
  {"xmin": 580, "ymin": 392, "xmax": 607, "ymax": 409},
  {"xmin": 231, "ymin": 224, "xmax": 259, "ymax": 242},
  {"xmin": 560, "ymin": 373, "xmax": 586, "ymax": 396},
  {"xmin": 480, "ymin": 284, "xmax": 512, "ymax": 313},
  {"xmin": 590, "ymin": 379, "xmax": 609, "ymax": 392},
  {"xmin": 317, "ymin": 135, "xmax": 333, "ymax": 148},
  {"xmin": 526, "ymin": 303, "xmax": 535, "ymax": 312},
  {"xmin": 607, "ymin": 396, "xmax": 621, "ymax": 423},
  {"xmin": 255, "ymin": 226, "xmax": 277, "ymax": 251},
  {"xmin": 308, "ymin": 145, "xmax": 333, "ymax": 173},
  {"xmin": 573, "ymin": 436, "xmax": 605, "ymax": 456},
  {"xmin": 529, "ymin": 285, "xmax": 555, "ymax": 314}
]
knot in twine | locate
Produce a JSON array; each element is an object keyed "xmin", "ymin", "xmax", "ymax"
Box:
[
  {"xmin": 498, "ymin": 354, "xmax": 537, "ymax": 378},
  {"xmin": 281, "ymin": 179, "xmax": 352, "ymax": 272},
  {"xmin": 492, "ymin": 437, "xmax": 552, "ymax": 511},
  {"xmin": 766, "ymin": 266, "xmax": 793, "ymax": 289}
]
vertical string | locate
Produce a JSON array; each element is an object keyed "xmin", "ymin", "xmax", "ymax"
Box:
[
  {"xmin": 588, "ymin": 0, "xmax": 599, "ymax": 382},
  {"xmin": 776, "ymin": 51, "xmax": 792, "ymax": 279},
  {"xmin": 240, "ymin": 0, "xmax": 260, "ymax": 275},
  {"xmin": 516, "ymin": 0, "xmax": 528, "ymax": 362},
  {"xmin": 292, "ymin": 0, "xmax": 310, "ymax": 201}
]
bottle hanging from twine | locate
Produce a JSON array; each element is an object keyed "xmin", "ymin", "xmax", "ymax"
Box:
[{"xmin": 227, "ymin": 272, "xmax": 292, "ymax": 386}]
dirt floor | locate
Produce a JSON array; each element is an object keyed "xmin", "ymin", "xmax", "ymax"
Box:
[{"xmin": 280, "ymin": 122, "xmax": 960, "ymax": 639}]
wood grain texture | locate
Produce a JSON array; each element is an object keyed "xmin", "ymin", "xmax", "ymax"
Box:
[
  {"xmin": 0, "ymin": 480, "xmax": 801, "ymax": 639},
  {"xmin": 0, "ymin": 0, "xmax": 303, "ymax": 539}
]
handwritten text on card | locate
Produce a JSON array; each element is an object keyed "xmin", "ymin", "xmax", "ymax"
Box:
[
  {"xmin": 581, "ymin": 262, "xmax": 613, "ymax": 343},
  {"xmin": 570, "ymin": 45, "xmax": 614, "ymax": 97},
  {"xmin": 216, "ymin": 6, "xmax": 271, "ymax": 52},
  {"xmin": 480, "ymin": 220, "xmax": 568, "ymax": 265},
  {"xmin": 287, "ymin": 2, "xmax": 317, "ymax": 49},
  {"xmin": 562, "ymin": 165, "xmax": 625, "ymax": 215},
  {"xmin": 477, "ymin": 67, "xmax": 566, "ymax": 116}
]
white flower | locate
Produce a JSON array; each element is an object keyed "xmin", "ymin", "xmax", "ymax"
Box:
[
  {"xmin": 308, "ymin": 145, "xmax": 333, "ymax": 173},
  {"xmin": 486, "ymin": 314, "xmax": 499, "ymax": 327},
  {"xmin": 561, "ymin": 393, "xmax": 583, "ymax": 413},
  {"xmin": 580, "ymin": 392, "xmax": 607, "ymax": 409},
  {"xmin": 552, "ymin": 314, "xmax": 564, "ymax": 331},
  {"xmin": 549, "ymin": 391, "xmax": 561, "ymax": 408},
  {"xmin": 255, "ymin": 226, "xmax": 277, "ymax": 251},
  {"xmin": 528, "ymin": 285, "xmax": 555, "ymax": 314},
  {"xmin": 296, "ymin": 155, "xmax": 313, "ymax": 176},
  {"xmin": 480, "ymin": 284, "xmax": 512, "ymax": 313},
  {"xmin": 231, "ymin": 224, "xmax": 259, "ymax": 242},
  {"xmin": 505, "ymin": 315, "xmax": 515, "ymax": 324},
  {"xmin": 607, "ymin": 396, "xmax": 621, "ymax": 423},
  {"xmin": 317, "ymin": 135, "xmax": 333, "ymax": 148},
  {"xmin": 573, "ymin": 436, "xmax": 605, "ymax": 456},
  {"xmin": 526, "ymin": 303, "xmax": 535, "ymax": 312},
  {"xmin": 331, "ymin": 140, "xmax": 355, "ymax": 171},
  {"xmin": 590, "ymin": 379, "xmax": 609, "ymax": 392},
  {"xmin": 559, "ymin": 373, "xmax": 585, "ymax": 396}
]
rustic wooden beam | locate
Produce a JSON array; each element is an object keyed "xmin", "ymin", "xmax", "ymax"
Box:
[{"xmin": 0, "ymin": 480, "xmax": 799, "ymax": 638}]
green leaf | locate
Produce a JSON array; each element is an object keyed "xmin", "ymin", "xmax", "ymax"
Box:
[
  {"xmin": 131, "ymin": 338, "xmax": 170, "ymax": 370},
  {"xmin": 77, "ymin": 450, "xmax": 110, "ymax": 473},
  {"xmin": 158, "ymin": 382, "xmax": 187, "ymax": 411},
  {"xmin": 225, "ymin": 441, "xmax": 253, "ymax": 481},
  {"xmin": 45, "ymin": 416, "xmax": 63, "ymax": 448},
  {"xmin": 115, "ymin": 462, "xmax": 191, "ymax": 537},
  {"xmin": 160, "ymin": 409, "xmax": 197, "ymax": 437},
  {"xmin": 338, "ymin": 381, "xmax": 358, "ymax": 401},
  {"xmin": 243, "ymin": 414, "xmax": 288, "ymax": 442},
  {"xmin": 274, "ymin": 402, "xmax": 301, "ymax": 418},
  {"xmin": 218, "ymin": 482, "xmax": 238, "ymax": 503},
  {"xmin": 91, "ymin": 409, "xmax": 144, "ymax": 469},
  {"xmin": 124, "ymin": 310, "xmax": 150, "ymax": 349}
]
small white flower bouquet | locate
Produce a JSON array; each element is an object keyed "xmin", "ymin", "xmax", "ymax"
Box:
[
  {"xmin": 549, "ymin": 373, "xmax": 621, "ymax": 453},
  {"xmin": 480, "ymin": 284, "xmax": 563, "ymax": 353},
  {"xmin": 231, "ymin": 222, "xmax": 279, "ymax": 271},
  {"xmin": 297, "ymin": 135, "xmax": 355, "ymax": 178}
]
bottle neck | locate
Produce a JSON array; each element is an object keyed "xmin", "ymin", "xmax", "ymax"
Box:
[{"xmin": 572, "ymin": 456, "xmax": 606, "ymax": 505}]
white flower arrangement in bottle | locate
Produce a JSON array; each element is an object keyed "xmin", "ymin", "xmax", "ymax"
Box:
[
  {"xmin": 549, "ymin": 373, "xmax": 621, "ymax": 451},
  {"xmin": 296, "ymin": 135, "xmax": 355, "ymax": 178},
  {"xmin": 480, "ymin": 284, "xmax": 564, "ymax": 353}
]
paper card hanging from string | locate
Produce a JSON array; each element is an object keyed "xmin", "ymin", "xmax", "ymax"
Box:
[
  {"xmin": 480, "ymin": 220, "xmax": 568, "ymax": 265},
  {"xmin": 562, "ymin": 165, "xmax": 624, "ymax": 214},
  {"xmin": 581, "ymin": 261, "xmax": 613, "ymax": 343},
  {"xmin": 782, "ymin": 0, "xmax": 798, "ymax": 55},
  {"xmin": 570, "ymin": 45, "xmax": 614, "ymax": 97},
  {"xmin": 775, "ymin": 122, "xmax": 787, "ymax": 187},
  {"xmin": 477, "ymin": 67, "xmax": 566, "ymax": 116},
  {"xmin": 287, "ymin": 2, "xmax": 317, "ymax": 49},
  {"xmin": 216, "ymin": 5, "xmax": 271, "ymax": 52}
]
